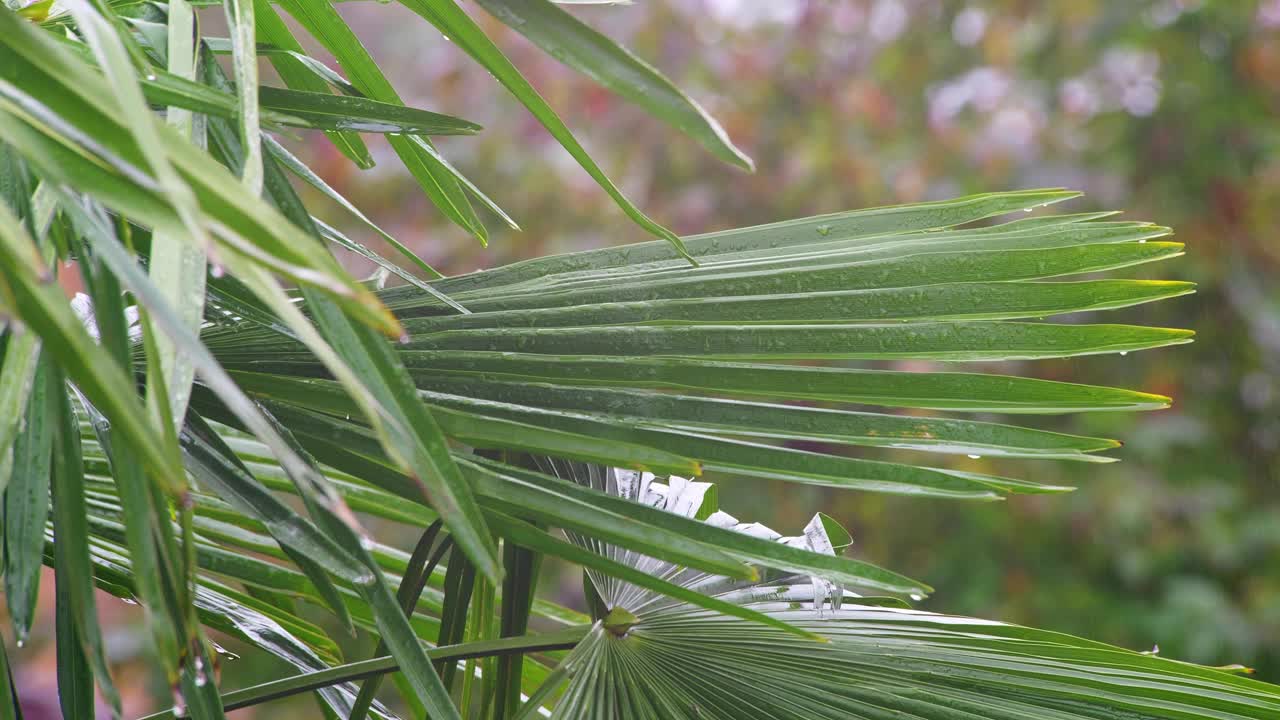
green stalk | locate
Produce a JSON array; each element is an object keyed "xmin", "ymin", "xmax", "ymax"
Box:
[{"xmin": 135, "ymin": 628, "xmax": 589, "ymax": 719}]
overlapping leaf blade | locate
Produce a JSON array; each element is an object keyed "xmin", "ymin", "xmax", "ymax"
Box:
[
  {"xmin": 397, "ymin": 0, "xmax": 695, "ymax": 261},
  {"xmin": 273, "ymin": 0, "xmax": 498, "ymax": 243},
  {"xmin": 0, "ymin": 10, "xmax": 398, "ymax": 332},
  {"xmin": 474, "ymin": 0, "xmax": 752, "ymax": 170}
]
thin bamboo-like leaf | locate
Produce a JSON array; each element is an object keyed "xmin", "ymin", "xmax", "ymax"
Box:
[
  {"xmin": 246, "ymin": 426, "xmax": 752, "ymax": 582},
  {"xmin": 42, "ymin": 30, "xmax": 463, "ymax": 139},
  {"xmin": 196, "ymin": 51, "xmax": 455, "ymax": 475},
  {"xmin": 222, "ymin": 0, "xmax": 262, "ymax": 192},
  {"xmin": 74, "ymin": 237, "xmax": 188, "ymax": 679},
  {"xmin": 0, "ymin": 60, "xmax": 394, "ymax": 335},
  {"xmin": 349, "ymin": 521, "xmax": 447, "ymax": 720},
  {"xmin": 0, "ymin": 14, "xmax": 400, "ymax": 332},
  {"xmin": 60, "ymin": 0, "xmax": 212, "ymax": 267},
  {"xmin": 262, "ymin": 135, "xmax": 448, "ymax": 283},
  {"xmin": 274, "ymin": 0, "xmax": 494, "ymax": 243},
  {"xmin": 78, "ymin": 536, "xmax": 362, "ymax": 714},
  {"xmin": 248, "ymin": 406, "xmax": 465, "ymax": 720},
  {"xmin": 49, "ymin": 370, "xmax": 122, "ymax": 718},
  {"xmin": 256, "ymin": 86, "xmax": 481, "ymax": 134},
  {"xmin": 0, "ymin": 327, "xmax": 40, "ymax": 496},
  {"xmin": 243, "ymin": 132, "xmax": 501, "ymax": 585},
  {"xmin": 181, "ymin": 410, "xmax": 367, "ymax": 633},
  {"xmin": 475, "ymin": 0, "xmax": 752, "ymax": 170},
  {"xmin": 249, "ymin": 0, "xmax": 372, "ymax": 167},
  {"xmin": 80, "ymin": 510, "xmax": 373, "ymax": 658},
  {"xmin": 398, "ymin": 0, "xmax": 694, "ymax": 261},
  {"xmin": 58, "ymin": 195, "xmax": 357, "ymax": 513},
  {"xmin": 404, "ymin": 133, "xmax": 521, "ymax": 234},
  {"xmin": 309, "ymin": 214, "xmax": 454, "ymax": 301},
  {"xmin": 3, "ymin": 353, "xmax": 52, "ymax": 643},
  {"xmin": 54, "ymin": 576, "xmax": 95, "ymax": 720},
  {"xmin": 148, "ymin": 0, "xmax": 206, "ymax": 431},
  {"xmin": 0, "ymin": 626, "xmax": 18, "ymax": 720}
]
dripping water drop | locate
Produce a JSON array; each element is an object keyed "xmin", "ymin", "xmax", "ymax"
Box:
[
  {"xmin": 909, "ymin": 593, "xmax": 924, "ymax": 602},
  {"xmin": 211, "ymin": 642, "xmax": 239, "ymax": 660},
  {"xmin": 1119, "ymin": 351, "xmax": 1128, "ymax": 356}
]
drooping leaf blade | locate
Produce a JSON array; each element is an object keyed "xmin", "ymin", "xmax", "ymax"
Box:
[
  {"xmin": 2, "ymin": 352, "xmax": 53, "ymax": 643},
  {"xmin": 49, "ymin": 367, "xmax": 123, "ymax": 718},
  {"xmin": 397, "ymin": 0, "xmax": 695, "ymax": 261},
  {"xmin": 475, "ymin": 0, "xmax": 752, "ymax": 170}
]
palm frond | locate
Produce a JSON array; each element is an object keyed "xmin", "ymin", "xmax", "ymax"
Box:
[{"xmin": 542, "ymin": 466, "xmax": 1280, "ymax": 720}]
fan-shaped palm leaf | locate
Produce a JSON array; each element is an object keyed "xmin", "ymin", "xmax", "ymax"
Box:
[{"xmin": 541, "ymin": 466, "xmax": 1280, "ymax": 720}]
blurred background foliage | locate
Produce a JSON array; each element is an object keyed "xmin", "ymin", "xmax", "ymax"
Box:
[{"xmin": 10, "ymin": 0, "xmax": 1279, "ymax": 715}]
